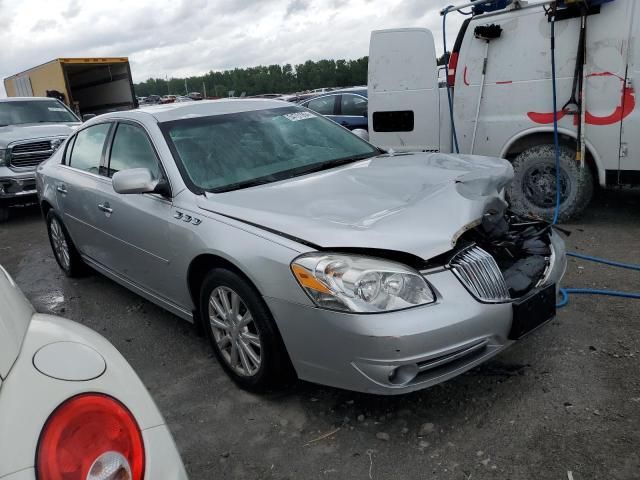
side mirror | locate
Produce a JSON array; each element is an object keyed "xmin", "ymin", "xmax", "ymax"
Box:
[
  {"xmin": 112, "ymin": 168, "xmax": 159, "ymax": 195},
  {"xmin": 352, "ymin": 128, "xmax": 370, "ymax": 142},
  {"xmin": 82, "ymin": 114, "xmax": 96, "ymax": 122}
]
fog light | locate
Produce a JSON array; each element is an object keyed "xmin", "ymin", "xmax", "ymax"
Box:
[{"xmin": 388, "ymin": 364, "xmax": 419, "ymax": 386}]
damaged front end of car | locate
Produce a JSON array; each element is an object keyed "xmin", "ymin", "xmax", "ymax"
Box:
[{"xmin": 428, "ymin": 200, "xmax": 567, "ymax": 305}]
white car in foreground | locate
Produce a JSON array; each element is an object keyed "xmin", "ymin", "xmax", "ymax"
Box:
[{"xmin": 0, "ymin": 265, "xmax": 188, "ymax": 480}]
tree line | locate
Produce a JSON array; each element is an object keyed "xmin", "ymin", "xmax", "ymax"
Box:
[{"xmin": 134, "ymin": 54, "xmax": 448, "ymax": 98}]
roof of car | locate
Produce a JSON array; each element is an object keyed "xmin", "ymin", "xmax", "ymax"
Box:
[
  {"xmin": 0, "ymin": 97, "xmax": 61, "ymax": 103},
  {"xmin": 99, "ymin": 98, "xmax": 293, "ymax": 123}
]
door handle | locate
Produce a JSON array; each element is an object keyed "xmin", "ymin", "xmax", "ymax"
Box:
[
  {"xmin": 56, "ymin": 184, "xmax": 68, "ymax": 194},
  {"xmin": 97, "ymin": 203, "xmax": 113, "ymax": 214}
]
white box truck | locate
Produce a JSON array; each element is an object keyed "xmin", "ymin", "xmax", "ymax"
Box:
[{"xmin": 368, "ymin": 0, "xmax": 636, "ymax": 221}]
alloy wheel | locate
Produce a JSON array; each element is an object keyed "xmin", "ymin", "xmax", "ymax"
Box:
[
  {"xmin": 208, "ymin": 286, "xmax": 262, "ymax": 376},
  {"xmin": 50, "ymin": 217, "xmax": 71, "ymax": 271}
]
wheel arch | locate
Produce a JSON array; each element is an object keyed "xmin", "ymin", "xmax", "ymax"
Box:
[
  {"xmin": 186, "ymin": 253, "xmax": 264, "ymax": 318},
  {"xmin": 40, "ymin": 199, "xmax": 54, "ymax": 217},
  {"xmin": 499, "ymin": 127, "xmax": 604, "ymax": 187}
]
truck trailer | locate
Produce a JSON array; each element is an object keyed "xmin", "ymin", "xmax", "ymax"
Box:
[
  {"xmin": 368, "ymin": 0, "xmax": 636, "ymax": 221},
  {"xmin": 4, "ymin": 58, "xmax": 138, "ymax": 118}
]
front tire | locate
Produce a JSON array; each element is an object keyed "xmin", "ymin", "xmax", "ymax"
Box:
[
  {"xmin": 506, "ymin": 144, "xmax": 594, "ymax": 223},
  {"xmin": 199, "ymin": 268, "xmax": 295, "ymax": 392},
  {"xmin": 46, "ymin": 211, "xmax": 86, "ymax": 277}
]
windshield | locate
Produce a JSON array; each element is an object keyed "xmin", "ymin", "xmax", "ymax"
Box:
[
  {"xmin": 0, "ymin": 100, "xmax": 79, "ymax": 126},
  {"xmin": 161, "ymin": 106, "xmax": 378, "ymax": 193}
]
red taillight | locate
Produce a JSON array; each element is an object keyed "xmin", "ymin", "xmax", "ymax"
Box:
[
  {"xmin": 36, "ymin": 393, "xmax": 145, "ymax": 480},
  {"xmin": 447, "ymin": 51, "xmax": 460, "ymax": 87}
]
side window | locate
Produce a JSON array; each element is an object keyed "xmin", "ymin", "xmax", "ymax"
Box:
[
  {"xmin": 109, "ymin": 123, "xmax": 160, "ymax": 178},
  {"xmin": 68, "ymin": 123, "xmax": 111, "ymax": 174},
  {"xmin": 341, "ymin": 95, "xmax": 368, "ymax": 116},
  {"xmin": 305, "ymin": 96, "xmax": 336, "ymax": 115}
]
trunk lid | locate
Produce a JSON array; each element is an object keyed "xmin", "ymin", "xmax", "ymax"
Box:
[
  {"xmin": 197, "ymin": 152, "xmax": 513, "ymax": 260},
  {"xmin": 0, "ymin": 266, "xmax": 34, "ymax": 382}
]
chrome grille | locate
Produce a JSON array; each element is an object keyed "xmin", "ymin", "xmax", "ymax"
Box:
[
  {"xmin": 9, "ymin": 140, "xmax": 55, "ymax": 168},
  {"xmin": 450, "ymin": 246, "xmax": 510, "ymax": 303}
]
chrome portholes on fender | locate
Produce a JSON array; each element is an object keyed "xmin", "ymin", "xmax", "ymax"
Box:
[{"xmin": 173, "ymin": 210, "xmax": 202, "ymax": 225}]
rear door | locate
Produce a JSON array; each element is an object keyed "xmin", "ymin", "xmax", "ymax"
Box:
[
  {"xmin": 56, "ymin": 122, "xmax": 113, "ymax": 258},
  {"xmin": 92, "ymin": 121, "xmax": 175, "ymax": 300},
  {"xmin": 368, "ymin": 28, "xmax": 440, "ymax": 151},
  {"xmin": 619, "ymin": 1, "xmax": 640, "ymax": 182}
]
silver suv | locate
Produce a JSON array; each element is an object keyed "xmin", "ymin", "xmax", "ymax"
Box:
[
  {"xmin": 0, "ymin": 97, "xmax": 80, "ymax": 221},
  {"xmin": 36, "ymin": 100, "xmax": 566, "ymax": 395}
]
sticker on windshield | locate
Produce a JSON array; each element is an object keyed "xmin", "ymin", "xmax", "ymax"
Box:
[
  {"xmin": 48, "ymin": 107, "xmax": 67, "ymax": 112},
  {"xmin": 283, "ymin": 111, "xmax": 315, "ymax": 121}
]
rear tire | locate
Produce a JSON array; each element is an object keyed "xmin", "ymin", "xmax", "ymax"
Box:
[
  {"xmin": 46, "ymin": 211, "xmax": 87, "ymax": 277},
  {"xmin": 0, "ymin": 207, "xmax": 9, "ymax": 223},
  {"xmin": 199, "ymin": 268, "xmax": 296, "ymax": 392},
  {"xmin": 506, "ymin": 144, "xmax": 594, "ymax": 223}
]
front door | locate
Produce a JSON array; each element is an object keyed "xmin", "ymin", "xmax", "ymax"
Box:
[
  {"xmin": 92, "ymin": 121, "xmax": 175, "ymax": 301},
  {"xmin": 337, "ymin": 93, "xmax": 368, "ymax": 130}
]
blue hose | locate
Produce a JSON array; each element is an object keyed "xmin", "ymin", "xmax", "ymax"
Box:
[
  {"xmin": 567, "ymin": 252, "xmax": 640, "ymax": 271},
  {"xmin": 558, "ymin": 253, "xmax": 640, "ymax": 308}
]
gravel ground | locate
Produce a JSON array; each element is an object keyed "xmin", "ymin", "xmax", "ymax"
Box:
[{"xmin": 1, "ymin": 189, "xmax": 639, "ymax": 480}]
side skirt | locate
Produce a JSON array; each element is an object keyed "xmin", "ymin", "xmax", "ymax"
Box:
[{"xmin": 82, "ymin": 255, "xmax": 194, "ymax": 323}]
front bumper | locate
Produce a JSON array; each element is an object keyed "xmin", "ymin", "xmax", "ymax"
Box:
[
  {"xmin": 0, "ymin": 167, "xmax": 37, "ymax": 207},
  {"xmin": 268, "ymin": 231, "xmax": 566, "ymax": 395}
]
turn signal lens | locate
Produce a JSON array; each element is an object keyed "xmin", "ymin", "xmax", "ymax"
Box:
[{"xmin": 36, "ymin": 393, "xmax": 145, "ymax": 480}]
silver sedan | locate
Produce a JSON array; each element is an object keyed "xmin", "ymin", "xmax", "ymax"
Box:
[{"xmin": 36, "ymin": 100, "xmax": 566, "ymax": 395}]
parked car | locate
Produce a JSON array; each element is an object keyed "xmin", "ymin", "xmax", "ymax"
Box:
[
  {"xmin": 160, "ymin": 95, "xmax": 177, "ymax": 104},
  {"xmin": 300, "ymin": 87, "xmax": 368, "ymax": 130},
  {"xmin": 0, "ymin": 97, "xmax": 81, "ymax": 222},
  {"xmin": 36, "ymin": 99, "xmax": 566, "ymax": 395},
  {"xmin": 187, "ymin": 92, "xmax": 203, "ymax": 100},
  {"xmin": 174, "ymin": 96, "xmax": 195, "ymax": 103},
  {"xmin": 142, "ymin": 95, "xmax": 162, "ymax": 105},
  {"xmin": 0, "ymin": 265, "xmax": 188, "ymax": 479}
]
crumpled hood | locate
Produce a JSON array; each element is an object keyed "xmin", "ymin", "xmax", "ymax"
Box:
[
  {"xmin": 0, "ymin": 266, "xmax": 33, "ymax": 380},
  {"xmin": 197, "ymin": 152, "xmax": 514, "ymax": 260},
  {"xmin": 0, "ymin": 123, "xmax": 80, "ymax": 148}
]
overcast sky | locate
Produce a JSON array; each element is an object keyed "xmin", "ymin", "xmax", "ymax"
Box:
[{"xmin": 0, "ymin": 0, "xmax": 464, "ymax": 97}]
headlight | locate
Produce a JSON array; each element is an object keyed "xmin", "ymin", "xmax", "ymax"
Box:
[
  {"xmin": 0, "ymin": 149, "xmax": 6, "ymax": 166},
  {"xmin": 291, "ymin": 253, "xmax": 436, "ymax": 313}
]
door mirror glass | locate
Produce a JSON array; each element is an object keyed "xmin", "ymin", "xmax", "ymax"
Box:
[{"xmin": 112, "ymin": 168, "xmax": 158, "ymax": 194}]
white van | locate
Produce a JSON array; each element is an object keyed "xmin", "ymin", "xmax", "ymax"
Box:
[{"xmin": 368, "ymin": 0, "xmax": 637, "ymax": 221}]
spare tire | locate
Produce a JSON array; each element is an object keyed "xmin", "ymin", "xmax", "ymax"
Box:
[{"xmin": 506, "ymin": 144, "xmax": 594, "ymax": 223}]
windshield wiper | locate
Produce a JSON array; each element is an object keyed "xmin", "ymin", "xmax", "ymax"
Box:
[
  {"xmin": 281, "ymin": 152, "xmax": 378, "ymax": 179},
  {"xmin": 208, "ymin": 152, "xmax": 378, "ymax": 194},
  {"xmin": 209, "ymin": 175, "xmax": 282, "ymax": 194}
]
